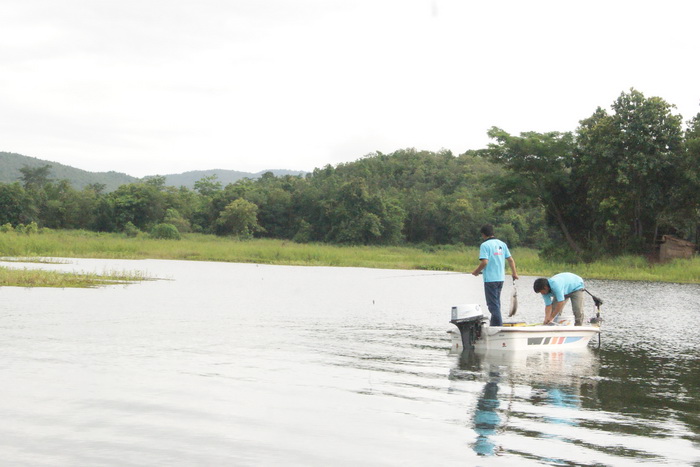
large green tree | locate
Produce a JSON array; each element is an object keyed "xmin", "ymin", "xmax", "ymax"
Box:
[
  {"xmin": 485, "ymin": 127, "xmax": 584, "ymax": 255},
  {"xmin": 19, "ymin": 164, "xmax": 52, "ymax": 190},
  {"xmin": 215, "ymin": 198, "xmax": 264, "ymax": 238},
  {"xmin": 0, "ymin": 183, "xmax": 34, "ymax": 226},
  {"xmin": 575, "ymin": 89, "xmax": 685, "ymax": 252},
  {"xmin": 679, "ymin": 111, "xmax": 700, "ymax": 243},
  {"xmin": 108, "ymin": 183, "xmax": 167, "ymax": 231},
  {"xmin": 323, "ymin": 178, "xmax": 405, "ymax": 245}
]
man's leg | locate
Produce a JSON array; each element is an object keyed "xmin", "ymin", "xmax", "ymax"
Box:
[
  {"xmin": 570, "ymin": 290, "xmax": 585, "ymax": 325},
  {"xmin": 484, "ymin": 281, "xmax": 504, "ymax": 326}
]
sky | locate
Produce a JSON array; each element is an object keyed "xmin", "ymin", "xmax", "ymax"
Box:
[{"xmin": 2, "ymin": 0, "xmax": 699, "ymax": 178}]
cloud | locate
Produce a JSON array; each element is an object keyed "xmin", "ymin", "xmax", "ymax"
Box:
[{"xmin": 1, "ymin": 0, "xmax": 699, "ymax": 177}]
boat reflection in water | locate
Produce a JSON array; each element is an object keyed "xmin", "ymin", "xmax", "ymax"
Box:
[{"xmin": 449, "ymin": 347, "xmax": 601, "ymax": 461}]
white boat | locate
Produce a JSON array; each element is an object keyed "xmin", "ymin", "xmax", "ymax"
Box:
[{"xmin": 449, "ymin": 304, "xmax": 601, "ymax": 352}]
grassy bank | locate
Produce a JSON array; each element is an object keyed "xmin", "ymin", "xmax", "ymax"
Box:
[
  {"xmin": 1, "ymin": 230, "xmax": 699, "ymax": 285},
  {"xmin": 0, "ymin": 263, "xmax": 151, "ymax": 288}
]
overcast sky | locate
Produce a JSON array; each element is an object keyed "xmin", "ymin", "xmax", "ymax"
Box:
[{"xmin": 2, "ymin": 0, "xmax": 698, "ymax": 177}]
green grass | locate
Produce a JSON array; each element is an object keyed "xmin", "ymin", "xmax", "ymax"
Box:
[
  {"xmin": 0, "ymin": 257, "xmax": 69, "ymax": 264},
  {"xmin": 0, "ymin": 265, "xmax": 151, "ymax": 288},
  {"xmin": 1, "ymin": 230, "xmax": 699, "ymax": 286},
  {"xmin": 513, "ymin": 251, "xmax": 700, "ymax": 283}
]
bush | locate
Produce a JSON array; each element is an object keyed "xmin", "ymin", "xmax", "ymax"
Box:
[
  {"xmin": 163, "ymin": 208, "xmax": 191, "ymax": 233},
  {"xmin": 150, "ymin": 223, "xmax": 181, "ymax": 240},
  {"xmin": 215, "ymin": 199, "xmax": 263, "ymax": 239},
  {"xmin": 123, "ymin": 222, "xmax": 141, "ymax": 238},
  {"xmin": 538, "ymin": 240, "xmax": 585, "ymax": 264},
  {"xmin": 293, "ymin": 220, "xmax": 312, "ymax": 243},
  {"xmin": 15, "ymin": 222, "xmax": 39, "ymax": 235},
  {"xmin": 0, "ymin": 223, "xmax": 14, "ymax": 233}
]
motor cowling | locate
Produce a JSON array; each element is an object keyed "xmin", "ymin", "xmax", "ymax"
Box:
[{"xmin": 450, "ymin": 304, "xmax": 486, "ymax": 350}]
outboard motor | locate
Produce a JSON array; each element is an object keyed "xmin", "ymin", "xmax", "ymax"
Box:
[{"xmin": 450, "ymin": 304, "xmax": 486, "ymax": 351}]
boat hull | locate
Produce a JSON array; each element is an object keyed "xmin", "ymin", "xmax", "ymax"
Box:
[{"xmin": 450, "ymin": 324, "xmax": 600, "ymax": 352}]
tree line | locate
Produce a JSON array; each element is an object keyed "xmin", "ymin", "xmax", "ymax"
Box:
[{"xmin": 1, "ymin": 89, "xmax": 698, "ymax": 259}]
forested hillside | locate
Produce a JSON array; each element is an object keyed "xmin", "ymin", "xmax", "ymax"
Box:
[
  {"xmin": 0, "ymin": 148, "xmax": 545, "ymax": 248},
  {"xmin": 2, "ymin": 89, "xmax": 699, "ymax": 260},
  {"xmin": 0, "ymin": 152, "xmax": 305, "ymax": 191},
  {"xmin": 0, "ymin": 152, "xmax": 137, "ymax": 192},
  {"xmin": 156, "ymin": 169, "xmax": 306, "ymax": 189}
]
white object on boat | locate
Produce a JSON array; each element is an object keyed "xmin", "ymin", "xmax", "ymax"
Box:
[{"xmin": 451, "ymin": 303, "xmax": 484, "ymax": 321}]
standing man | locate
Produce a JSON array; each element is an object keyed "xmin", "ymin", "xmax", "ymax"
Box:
[
  {"xmin": 533, "ymin": 272, "xmax": 586, "ymax": 325},
  {"xmin": 471, "ymin": 224, "xmax": 518, "ymax": 326}
]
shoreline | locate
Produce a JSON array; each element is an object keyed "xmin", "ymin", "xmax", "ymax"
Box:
[{"xmin": 1, "ymin": 230, "xmax": 699, "ymax": 287}]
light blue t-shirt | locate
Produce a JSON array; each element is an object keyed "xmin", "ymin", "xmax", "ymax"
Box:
[
  {"xmin": 542, "ymin": 272, "xmax": 584, "ymax": 306},
  {"xmin": 479, "ymin": 238, "xmax": 511, "ymax": 283}
]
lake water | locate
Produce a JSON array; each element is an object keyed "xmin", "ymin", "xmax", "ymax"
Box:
[{"xmin": 1, "ymin": 258, "xmax": 699, "ymax": 466}]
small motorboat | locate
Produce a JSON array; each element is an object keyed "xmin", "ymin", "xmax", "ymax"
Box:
[{"xmin": 449, "ymin": 304, "xmax": 601, "ymax": 352}]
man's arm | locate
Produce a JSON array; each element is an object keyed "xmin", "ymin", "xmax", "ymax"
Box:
[
  {"xmin": 544, "ymin": 301, "xmax": 566, "ymax": 324},
  {"xmin": 472, "ymin": 259, "xmax": 488, "ymax": 276},
  {"xmin": 543, "ymin": 304, "xmax": 553, "ymax": 324},
  {"xmin": 506, "ymin": 256, "xmax": 519, "ymax": 280}
]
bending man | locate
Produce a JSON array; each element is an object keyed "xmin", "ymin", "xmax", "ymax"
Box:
[{"xmin": 533, "ymin": 272, "xmax": 586, "ymax": 325}]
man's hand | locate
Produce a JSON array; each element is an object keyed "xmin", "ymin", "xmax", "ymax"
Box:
[{"xmin": 472, "ymin": 259, "xmax": 487, "ymax": 276}]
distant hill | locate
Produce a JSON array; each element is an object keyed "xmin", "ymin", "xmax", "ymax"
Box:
[
  {"xmin": 156, "ymin": 169, "xmax": 306, "ymax": 189},
  {"xmin": 0, "ymin": 152, "xmax": 138, "ymax": 192},
  {"xmin": 0, "ymin": 152, "xmax": 306, "ymax": 191}
]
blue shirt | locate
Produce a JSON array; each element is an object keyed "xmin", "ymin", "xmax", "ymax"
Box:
[
  {"xmin": 542, "ymin": 272, "xmax": 584, "ymax": 306},
  {"xmin": 479, "ymin": 238, "xmax": 511, "ymax": 282}
]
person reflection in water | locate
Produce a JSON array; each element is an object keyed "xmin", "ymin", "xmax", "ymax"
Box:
[
  {"xmin": 472, "ymin": 372, "xmax": 501, "ymax": 456},
  {"xmin": 531, "ymin": 385, "xmax": 580, "ymax": 427}
]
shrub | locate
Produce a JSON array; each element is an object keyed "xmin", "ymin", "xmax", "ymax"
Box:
[
  {"xmin": 123, "ymin": 222, "xmax": 141, "ymax": 238},
  {"xmin": 15, "ymin": 222, "xmax": 39, "ymax": 235},
  {"xmin": 0, "ymin": 223, "xmax": 14, "ymax": 233},
  {"xmin": 293, "ymin": 220, "xmax": 312, "ymax": 243},
  {"xmin": 215, "ymin": 199, "xmax": 263, "ymax": 239},
  {"xmin": 150, "ymin": 223, "xmax": 181, "ymax": 240},
  {"xmin": 163, "ymin": 208, "xmax": 191, "ymax": 233}
]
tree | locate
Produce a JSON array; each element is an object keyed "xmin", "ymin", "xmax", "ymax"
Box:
[
  {"xmin": 194, "ymin": 175, "xmax": 222, "ymax": 197},
  {"xmin": 575, "ymin": 89, "xmax": 685, "ymax": 252},
  {"xmin": 41, "ymin": 179, "xmax": 93, "ymax": 229},
  {"xmin": 680, "ymin": 111, "xmax": 700, "ymax": 243},
  {"xmin": 19, "ymin": 164, "xmax": 52, "ymax": 190},
  {"xmin": 403, "ymin": 189, "xmax": 445, "ymax": 244},
  {"xmin": 85, "ymin": 183, "xmax": 106, "ymax": 194},
  {"xmin": 144, "ymin": 175, "xmax": 167, "ymax": 190},
  {"xmin": 0, "ymin": 182, "xmax": 33, "ymax": 225},
  {"xmin": 215, "ymin": 198, "xmax": 264, "ymax": 238},
  {"xmin": 109, "ymin": 183, "xmax": 166, "ymax": 231},
  {"xmin": 324, "ymin": 178, "xmax": 405, "ymax": 245},
  {"xmin": 255, "ymin": 187, "xmax": 294, "ymax": 238},
  {"xmin": 485, "ymin": 127, "xmax": 584, "ymax": 256},
  {"xmin": 445, "ymin": 194, "xmax": 483, "ymax": 245},
  {"xmin": 163, "ymin": 208, "xmax": 191, "ymax": 233}
]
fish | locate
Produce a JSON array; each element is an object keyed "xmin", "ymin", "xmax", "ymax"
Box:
[{"xmin": 508, "ymin": 280, "xmax": 518, "ymax": 317}]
